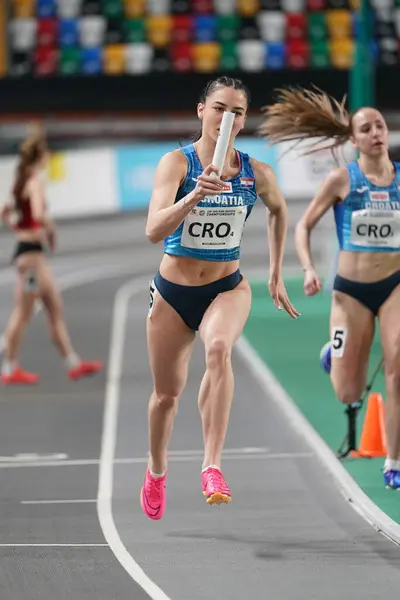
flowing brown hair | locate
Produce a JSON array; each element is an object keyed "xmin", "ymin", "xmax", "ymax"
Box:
[
  {"xmin": 12, "ymin": 134, "xmax": 48, "ymax": 207},
  {"xmin": 258, "ymin": 86, "xmax": 352, "ymax": 156}
]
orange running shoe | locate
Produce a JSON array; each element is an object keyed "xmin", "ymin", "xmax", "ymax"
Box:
[
  {"xmin": 202, "ymin": 466, "xmax": 232, "ymax": 505},
  {"xmin": 68, "ymin": 360, "xmax": 103, "ymax": 381},
  {"xmin": 1, "ymin": 367, "xmax": 40, "ymax": 385}
]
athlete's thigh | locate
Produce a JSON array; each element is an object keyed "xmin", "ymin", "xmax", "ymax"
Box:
[
  {"xmin": 32, "ymin": 258, "xmax": 64, "ymax": 318},
  {"xmin": 147, "ymin": 281, "xmax": 195, "ymax": 397},
  {"xmin": 378, "ymin": 284, "xmax": 400, "ymax": 373},
  {"xmin": 14, "ymin": 253, "xmax": 41, "ymax": 311},
  {"xmin": 199, "ymin": 277, "xmax": 252, "ymax": 347},
  {"xmin": 330, "ymin": 290, "xmax": 375, "ymax": 390}
]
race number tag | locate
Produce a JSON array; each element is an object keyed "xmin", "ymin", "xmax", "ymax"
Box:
[
  {"xmin": 148, "ymin": 279, "xmax": 158, "ymax": 318},
  {"xmin": 331, "ymin": 326, "xmax": 347, "ymax": 358},
  {"xmin": 350, "ymin": 209, "xmax": 400, "ymax": 248},
  {"xmin": 181, "ymin": 206, "xmax": 247, "ymax": 250}
]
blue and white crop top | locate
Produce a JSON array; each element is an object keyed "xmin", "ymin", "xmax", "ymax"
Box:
[
  {"xmin": 334, "ymin": 160, "xmax": 400, "ymax": 252},
  {"xmin": 164, "ymin": 143, "xmax": 259, "ymax": 262}
]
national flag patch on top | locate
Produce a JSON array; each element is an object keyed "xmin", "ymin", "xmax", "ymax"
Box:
[{"xmin": 240, "ymin": 177, "xmax": 254, "ymax": 187}]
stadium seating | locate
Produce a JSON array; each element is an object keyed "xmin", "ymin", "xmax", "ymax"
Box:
[{"xmin": 6, "ymin": 0, "xmax": 400, "ymax": 76}]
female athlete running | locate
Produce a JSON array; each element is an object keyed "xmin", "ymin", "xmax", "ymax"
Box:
[
  {"xmin": 0, "ymin": 134, "xmax": 103, "ymax": 384},
  {"xmin": 260, "ymin": 87, "xmax": 400, "ymax": 490},
  {"xmin": 140, "ymin": 76, "xmax": 300, "ymax": 521}
]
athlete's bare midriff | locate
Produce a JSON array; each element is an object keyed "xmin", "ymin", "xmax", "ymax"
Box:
[
  {"xmin": 160, "ymin": 253, "xmax": 240, "ymax": 285},
  {"xmin": 337, "ymin": 250, "xmax": 400, "ymax": 282},
  {"xmin": 15, "ymin": 227, "xmax": 45, "ymax": 244}
]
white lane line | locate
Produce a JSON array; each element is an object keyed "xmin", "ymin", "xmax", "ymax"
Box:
[
  {"xmin": 21, "ymin": 499, "xmax": 97, "ymax": 505},
  {"xmin": 3, "ymin": 451, "xmax": 314, "ymax": 470},
  {"xmin": 234, "ymin": 336, "xmax": 400, "ymax": 547},
  {"xmin": 96, "ymin": 279, "xmax": 316, "ymax": 599},
  {"xmin": 0, "ymin": 543, "xmax": 109, "ymax": 548},
  {"xmin": 97, "ymin": 277, "xmax": 173, "ymax": 600}
]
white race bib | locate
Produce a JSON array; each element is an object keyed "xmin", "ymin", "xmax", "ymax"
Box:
[
  {"xmin": 350, "ymin": 209, "xmax": 400, "ymax": 248},
  {"xmin": 181, "ymin": 206, "xmax": 247, "ymax": 250}
]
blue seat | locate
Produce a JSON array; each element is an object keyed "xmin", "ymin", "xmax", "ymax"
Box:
[
  {"xmin": 266, "ymin": 42, "xmax": 285, "ymax": 69},
  {"xmin": 81, "ymin": 47, "xmax": 102, "ymax": 74},
  {"xmin": 194, "ymin": 15, "xmax": 216, "ymax": 43},
  {"xmin": 59, "ymin": 19, "xmax": 79, "ymax": 46},
  {"xmin": 37, "ymin": 0, "xmax": 57, "ymax": 18}
]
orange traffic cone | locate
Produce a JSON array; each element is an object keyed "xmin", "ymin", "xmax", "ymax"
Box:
[{"xmin": 351, "ymin": 393, "xmax": 387, "ymax": 458}]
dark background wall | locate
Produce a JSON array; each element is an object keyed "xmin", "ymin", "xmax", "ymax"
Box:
[{"xmin": 0, "ymin": 67, "xmax": 398, "ymax": 114}]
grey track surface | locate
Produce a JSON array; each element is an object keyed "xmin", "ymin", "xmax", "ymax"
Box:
[{"xmin": 0, "ymin": 211, "xmax": 399, "ymax": 600}]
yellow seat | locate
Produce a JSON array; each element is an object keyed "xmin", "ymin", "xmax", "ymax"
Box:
[
  {"xmin": 12, "ymin": 0, "xmax": 35, "ymax": 18},
  {"xmin": 192, "ymin": 42, "xmax": 220, "ymax": 73},
  {"xmin": 124, "ymin": 0, "xmax": 146, "ymax": 18},
  {"xmin": 326, "ymin": 9, "xmax": 352, "ymax": 39},
  {"xmin": 330, "ymin": 38, "xmax": 354, "ymax": 69},
  {"xmin": 237, "ymin": 0, "xmax": 259, "ymax": 18},
  {"xmin": 147, "ymin": 15, "xmax": 172, "ymax": 48},
  {"xmin": 103, "ymin": 44, "xmax": 126, "ymax": 75}
]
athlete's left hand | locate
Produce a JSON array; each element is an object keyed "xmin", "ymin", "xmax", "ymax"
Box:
[{"xmin": 268, "ymin": 275, "xmax": 301, "ymax": 319}]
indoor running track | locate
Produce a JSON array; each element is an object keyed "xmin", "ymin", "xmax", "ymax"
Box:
[{"xmin": 0, "ymin": 212, "xmax": 399, "ymax": 600}]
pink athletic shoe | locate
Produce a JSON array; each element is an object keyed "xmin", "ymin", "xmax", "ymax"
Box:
[
  {"xmin": 202, "ymin": 466, "xmax": 232, "ymax": 505},
  {"xmin": 140, "ymin": 468, "xmax": 167, "ymax": 520}
]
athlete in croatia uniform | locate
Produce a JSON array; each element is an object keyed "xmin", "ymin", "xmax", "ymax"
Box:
[
  {"xmin": 140, "ymin": 76, "xmax": 300, "ymax": 521},
  {"xmin": 260, "ymin": 87, "xmax": 400, "ymax": 491}
]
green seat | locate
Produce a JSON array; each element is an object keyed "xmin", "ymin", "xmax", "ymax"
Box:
[
  {"xmin": 124, "ymin": 19, "xmax": 146, "ymax": 43},
  {"xmin": 220, "ymin": 41, "xmax": 238, "ymax": 71},
  {"xmin": 308, "ymin": 13, "xmax": 327, "ymax": 42},
  {"xmin": 217, "ymin": 15, "xmax": 240, "ymax": 43},
  {"xmin": 310, "ymin": 40, "xmax": 331, "ymax": 68},
  {"xmin": 59, "ymin": 47, "xmax": 81, "ymax": 75},
  {"xmin": 101, "ymin": 0, "xmax": 123, "ymax": 19}
]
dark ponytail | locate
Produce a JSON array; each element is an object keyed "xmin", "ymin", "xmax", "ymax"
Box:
[{"xmin": 12, "ymin": 135, "xmax": 47, "ymax": 209}]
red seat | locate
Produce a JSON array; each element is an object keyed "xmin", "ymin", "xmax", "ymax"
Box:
[
  {"xmin": 286, "ymin": 13, "xmax": 307, "ymax": 41},
  {"xmin": 306, "ymin": 0, "xmax": 327, "ymax": 10},
  {"xmin": 172, "ymin": 15, "xmax": 193, "ymax": 43},
  {"xmin": 286, "ymin": 39, "xmax": 309, "ymax": 68},
  {"xmin": 36, "ymin": 18, "xmax": 58, "ymax": 46},
  {"xmin": 170, "ymin": 41, "xmax": 192, "ymax": 72},
  {"xmin": 191, "ymin": 0, "xmax": 213, "ymax": 14},
  {"xmin": 34, "ymin": 45, "xmax": 58, "ymax": 75}
]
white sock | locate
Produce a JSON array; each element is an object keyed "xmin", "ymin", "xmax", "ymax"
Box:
[
  {"xmin": 1, "ymin": 360, "xmax": 17, "ymax": 376},
  {"xmin": 202, "ymin": 464, "xmax": 220, "ymax": 473},
  {"xmin": 384, "ymin": 458, "xmax": 400, "ymax": 472},
  {"xmin": 150, "ymin": 469, "xmax": 166, "ymax": 478},
  {"xmin": 65, "ymin": 353, "xmax": 80, "ymax": 370}
]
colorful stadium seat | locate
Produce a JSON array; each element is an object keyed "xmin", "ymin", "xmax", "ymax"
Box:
[
  {"xmin": 37, "ymin": 0, "xmax": 57, "ymax": 18},
  {"xmin": 124, "ymin": 0, "xmax": 146, "ymax": 18},
  {"xmin": 59, "ymin": 19, "xmax": 80, "ymax": 46},
  {"xmin": 103, "ymin": 43, "xmax": 125, "ymax": 73},
  {"xmin": 81, "ymin": 46, "xmax": 103, "ymax": 73},
  {"xmin": 5, "ymin": 0, "xmax": 399, "ymax": 76},
  {"xmin": 192, "ymin": 41, "xmax": 220, "ymax": 71},
  {"xmin": 59, "ymin": 46, "xmax": 81, "ymax": 74},
  {"xmin": 12, "ymin": 0, "xmax": 35, "ymax": 19}
]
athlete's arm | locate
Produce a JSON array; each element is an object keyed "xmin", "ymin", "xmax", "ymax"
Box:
[
  {"xmin": 253, "ymin": 160, "xmax": 288, "ymax": 278},
  {"xmin": 295, "ymin": 167, "xmax": 347, "ymax": 272},
  {"xmin": 26, "ymin": 175, "xmax": 56, "ymax": 249},
  {"xmin": 252, "ymin": 159, "xmax": 299, "ymax": 318},
  {"xmin": 146, "ymin": 151, "xmax": 224, "ymax": 244},
  {"xmin": 26, "ymin": 175, "xmax": 52, "ymax": 228},
  {"xmin": 0, "ymin": 199, "xmax": 13, "ymax": 229}
]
